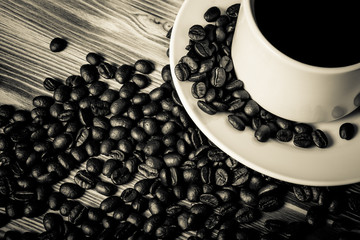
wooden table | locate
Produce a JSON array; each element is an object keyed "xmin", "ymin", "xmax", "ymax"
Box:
[{"xmin": 1, "ymin": 1, "xmax": 359, "ymax": 239}]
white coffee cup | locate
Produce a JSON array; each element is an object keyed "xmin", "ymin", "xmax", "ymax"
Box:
[{"xmin": 232, "ymin": 0, "xmax": 360, "ymax": 123}]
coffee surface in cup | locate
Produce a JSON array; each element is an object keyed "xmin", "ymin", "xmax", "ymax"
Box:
[{"xmin": 254, "ymin": 0, "xmax": 360, "ymax": 67}]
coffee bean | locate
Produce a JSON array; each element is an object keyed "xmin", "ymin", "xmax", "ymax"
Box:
[
  {"xmin": 276, "ymin": 129, "xmax": 293, "ymax": 142},
  {"xmin": 311, "ymin": 129, "xmax": 328, "ymax": 148},
  {"xmin": 235, "ymin": 206, "xmax": 258, "ymax": 223},
  {"xmin": 204, "ymin": 213, "xmax": 222, "ymax": 230},
  {"xmin": 138, "ymin": 163, "xmax": 159, "ymax": 179},
  {"xmin": 204, "ymin": 6, "xmax": 221, "ymax": 22},
  {"xmin": 293, "ymin": 185, "xmax": 312, "ymax": 202},
  {"xmin": 228, "ymin": 114, "xmax": 246, "ymax": 131},
  {"xmin": 194, "ymin": 42, "xmax": 212, "ymax": 58},
  {"xmin": 293, "ymin": 133, "xmax": 313, "ymax": 148},
  {"xmin": 294, "ymin": 123, "xmax": 313, "ymax": 134},
  {"xmin": 144, "ymin": 214, "xmax": 164, "ymax": 234},
  {"xmin": 60, "ymin": 182, "xmax": 84, "ymax": 199},
  {"xmin": 119, "ymin": 82, "xmax": 139, "ymax": 99},
  {"xmin": 175, "ymin": 63, "xmax": 190, "ymax": 81},
  {"xmin": 189, "ymin": 25, "xmax": 206, "ymax": 41},
  {"xmin": 69, "ymin": 203, "xmax": 88, "ymax": 225},
  {"xmin": 97, "ymin": 62, "xmax": 115, "ymax": 79},
  {"xmin": 74, "ymin": 170, "xmax": 97, "ymax": 189},
  {"xmin": 115, "ymin": 64, "xmax": 135, "ymax": 84},
  {"xmin": 100, "ymin": 196, "xmax": 124, "ymax": 213},
  {"xmin": 50, "ymin": 37, "xmax": 67, "ymax": 52},
  {"xmin": 80, "ymin": 64, "xmax": 99, "ymax": 83},
  {"xmin": 258, "ymin": 195, "xmax": 283, "ymax": 212},
  {"xmin": 48, "ymin": 192, "xmax": 66, "ymax": 210},
  {"xmin": 197, "ymin": 100, "xmax": 217, "ymax": 115},
  {"xmin": 187, "ymin": 184, "xmax": 202, "ymax": 202},
  {"xmin": 93, "ymin": 181, "xmax": 115, "ymax": 196},
  {"xmin": 43, "ymin": 212, "xmax": 64, "ymax": 232},
  {"xmin": 200, "ymin": 193, "xmax": 219, "ymax": 207},
  {"xmin": 339, "ymin": 122, "xmax": 355, "ymax": 140},
  {"xmin": 227, "ymin": 3, "xmax": 241, "ymax": 18},
  {"xmin": 134, "ymin": 59, "xmax": 154, "ymax": 74},
  {"xmin": 86, "ymin": 52, "xmax": 103, "ymax": 66},
  {"xmin": 43, "ymin": 78, "xmax": 62, "ymax": 91},
  {"xmin": 111, "ymin": 167, "xmax": 131, "ymax": 185},
  {"xmin": 120, "ymin": 188, "xmax": 139, "ymax": 202}
]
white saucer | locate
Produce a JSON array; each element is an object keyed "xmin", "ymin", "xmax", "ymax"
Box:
[{"xmin": 169, "ymin": 0, "xmax": 360, "ymax": 186}]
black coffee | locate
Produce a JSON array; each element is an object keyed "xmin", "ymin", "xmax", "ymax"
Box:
[{"xmin": 254, "ymin": 0, "xmax": 360, "ymax": 67}]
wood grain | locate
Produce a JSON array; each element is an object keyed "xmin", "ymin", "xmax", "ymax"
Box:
[{"xmin": 0, "ymin": 0, "xmax": 360, "ymax": 239}]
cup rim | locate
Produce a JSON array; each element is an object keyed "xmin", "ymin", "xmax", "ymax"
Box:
[{"xmin": 244, "ymin": 0, "xmax": 360, "ymax": 74}]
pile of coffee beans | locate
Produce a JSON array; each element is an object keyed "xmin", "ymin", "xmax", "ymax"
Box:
[
  {"xmin": 0, "ymin": 6, "xmax": 359, "ymax": 240},
  {"xmin": 174, "ymin": 3, "xmax": 357, "ymax": 148}
]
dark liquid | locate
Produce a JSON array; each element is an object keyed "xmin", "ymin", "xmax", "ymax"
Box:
[{"xmin": 254, "ymin": 0, "xmax": 360, "ymax": 67}]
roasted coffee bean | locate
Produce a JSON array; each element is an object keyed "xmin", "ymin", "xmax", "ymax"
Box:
[
  {"xmin": 53, "ymin": 133, "xmax": 73, "ymax": 149},
  {"xmin": 99, "ymin": 89, "xmax": 118, "ymax": 103},
  {"xmin": 74, "ymin": 170, "xmax": 97, "ymax": 189},
  {"xmin": 239, "ymin": 188, "xmax": 258, "ymax": 206},
  {"xmin": 235, "ymin": 206, "xmax": 258, "ymax": 223},
  {"xmin": 228, "ymin": 114, "xmax": 245, "ymax": 131},
  {"xmin": 148, "ymin": 198, "xmax": 165, "ymax": 215},
  {"xmin": 175, "ymin": 63, "xmax": 190, "ymax": 81},
  {"xmin": 293, "ymin": 185, "xmax": 312, "ymax": 202},
  {"xmin": 182, "ymin": 168, "xmax": 200, "ymax": 183},
  {"xmin": 111, "ymin": 167, "xmax": 131, "ymax": 185},
  {"xmin": 339, "ymin": 122, "xmax": 355, "ymax": 140},
  {"xmin": 214, "ymin": 167, "xmax": 229, "ymax": 186},
  {"xmin": 80, "ymin": 64, "xmax": 99, "ymax": 83},
  {"xmin": 187, "ymin": 184, "xmax": 202, "ymax": 202},
  {"xmin": 43, "ymin": 212, "xmax": 64, "ymax": 232},
  {"xmin": 177, "ymin": 211, "xmax": 196, "ymax": 231},
  {"xmin": 210, "ymin": 67, "xmax": 226, "ymax": 88},
  {"xmin": 97, "ymin": 62, "xmax": 115, "ymax": 79},
  {"xmin": 231, "ymin": 166, "xmax": 250, "ymax": 186},
  {"xmin": 138, "ymin": 163, "xmax": 159, "ymax": 179},
  {"xmin": 43, "ymin": 78, "xmax": 62, "ymax": 91},
  {"xmin": 33, "ymin": 95, "xmax": 54, "ymax": 108},
  {"xmin": 115, "ymin": 64, "xmax": 135, "ymax": 84},
  {"xmin": 100, "ymin": 196, "xmax": 124, "ymax": 213},
  {"xmin": 294, "ymin": 124, "xmax": 313, "ymax": 134},
  {"xmin": 134, "ymin": 178, "xmax": 154, "ymax": 195},
  {"xmin": 293, "ymin": 132, "xmax": 314, "ymax": 148},
  {"xmin": 142, "ymin": 101, "xmax": 161, "ymax": 116},
  {"xmin": 135, "ymin": 59, "xmax": 154, "ymax": 74},
  {"xmin": 191, "ymin": 81, "xmax": 207, "ymax": 99},
  {"xmin": 188, "ymin": 24, "xmax": 206, "ymax": 41},
  {"xmin": 200, "ymin": 193, "xmax": 219, "ymax": 207},
  {"xmin": 207, "ymin": 148, "xmax": 227, "ymax": 162},
  {"xmin": 94, "ymin": 181, "xmax": 115, "ymax": 196},
  {"xmin": 65, "ymin": 75, "xmax": 84, "ymax": 88},
  {"xmin": 276, "ymin": 129, "xmax": 293, "ymax": 142},
  {"xmin": 70, "ymin": 147, "xmax": 88, "ymax": 163},
  {"xmin": 204, "ymin": 6, "xmax": 221, "ymax": 22},
  {"xmin": 127, "ymin": 105, "xmax": 143, "ymax": 121},
  {"xmin": 48, "ymin": 192, "xmax": 66, "ymax": 210},
  {"xmin": 53, "ymin": 85, "xmax": 71, "ymax": 103},
  {"xmin": 85, "ymin": 157, "xmax": 103, "ymax": 175},
  {"xmin": 311, "ymin": 129, "xmax": 328, "ymax": 148},
  {"xmin": 131, "ymin": 196, "xmax": 148, "ymax": 213},
  {"xmin": 255, "ymin": 125, "xmax": 271, "ymax": 142},
  {"xmin": 204, "ymin": 213, "xmax": 222, "ymax": 230},
  {"xmin": 258, "ymin": 195, "xmax": 283, "ymax": 212},
  {"xmin": 109, "ymin": 126, "xmax": 127, "ymax": 140},
  {"xmin": 143, "ymin": 214, "xmax": 164, "ymax": 234},
  {"xmin": 81, "ymin": 219, "xmax": 101, "ymax": 236},
  {"xmin": 226, "ymin": 3, "xmax": 241, "ymax": 18},
  {"xmin": 120, "ymin": 188, "xmax": 139, "ymax": 202},
  {"xmin": 161, "ymin": 64, "xmax": 172, "ymax": 82},
  {"xmin": 60, "ymin": 182, "xmax": 84, "ymax": 199},
  {"xmin": 258, "ymin": 183, "xmax": 281, "ymax": 197},
  {"xmin": 86, "ymin": 52, "xmax": 103, "ymax": 65},
  {"xmin": 59, "ymin": 200, "xmax": 76, "ymax": 216},
  {"xmin": 50, "ymin": 37, "xmax": 67, "ymax": 52},
  {"xmin": 69, "ymin": 203, "xmax": 88, "ymax": 225},
  {"xmin": 194, "ymin": 42, "xmax": 212, "ymax": 58},
  {"xmin": 119, "ymin": 82, "xmax": 139, "ymax": 99}
]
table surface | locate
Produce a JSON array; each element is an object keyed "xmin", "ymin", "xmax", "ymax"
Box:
[{"xmin": 1, "ymin": 0, "xmax": 360, "ymax": 239}]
